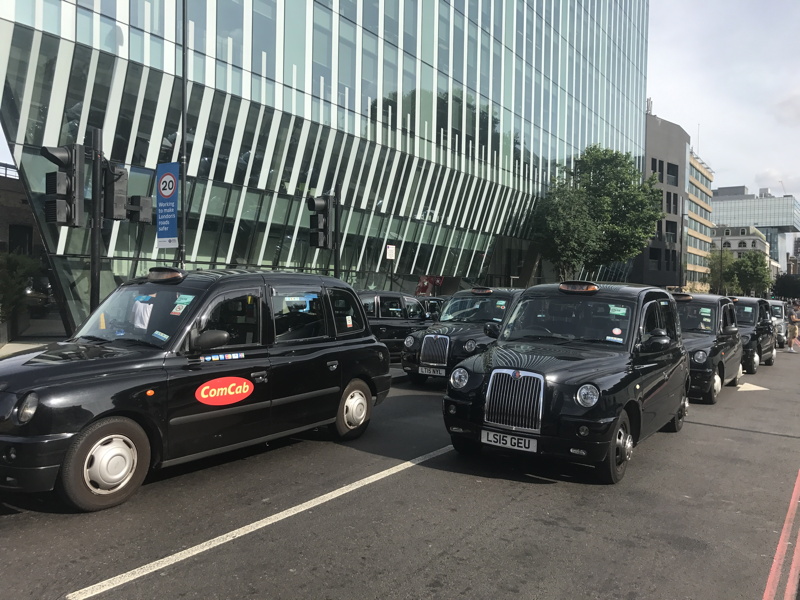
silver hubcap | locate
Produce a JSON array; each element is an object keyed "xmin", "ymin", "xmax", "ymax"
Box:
[
  {"xmin": 754, "ymin": 352, "xmax": 760, "ymax": 366},
  {"xmin": 343, "ymin": 390, "xmax": 368, "ymax": 429},
  {"xmin": 713, "ymin": 372, "xmax": 722, "ymax": 395},
  {"xmin": 736, "ymin": 364, "xmax": 743, "ymax": 381},
  {"xmin": 83, "ymin": 434, "xmax": 138, "ymax": 495},
  {"xmin": 615, "ymin": 425, "xmax": 633, "ymax": 465},
  {"xmin": 681, "ymin": 396, "xmax": 689, "ymax": 419}
]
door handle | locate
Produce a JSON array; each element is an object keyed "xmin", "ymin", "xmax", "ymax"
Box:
[
  {"xmin": 251, "ymin": 370, "xmax": 268, "ymax": 383},
  {"xmin": 327, "ymin": 360, "xmax": 339, "ymax": 371}
]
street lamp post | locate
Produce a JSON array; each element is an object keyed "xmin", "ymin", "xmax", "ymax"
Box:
[{"xmin": 719, "ymin": 230, "xmax": 725, "ymax": 294}]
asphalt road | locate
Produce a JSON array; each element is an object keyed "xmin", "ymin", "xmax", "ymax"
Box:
[{"xmin": 2, "ymin": 354, "xmax": 800, "ymax": 600}]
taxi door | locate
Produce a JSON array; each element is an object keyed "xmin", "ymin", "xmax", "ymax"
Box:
[
  {"xmin": 266, "ymin": 284, "xmax": 341, "ymax": 434},
  {"xmin": 163, "ymin": 288, "xmax": 272, "ymax": 461}
]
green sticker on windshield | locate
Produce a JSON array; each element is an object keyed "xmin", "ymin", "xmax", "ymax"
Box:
[
  {"xmin": 743, "ymin": 307, "xmax": 753, "ymax": 313},
  {"xmin": 700, "ymin": 308, "xmax": 712, "ymax": 315},
  {"xmin": 609, "ymin": 306, "xmax": 627, "ymax": 316},
  {"xmin": 176, "ymin": 295, "xmax": 195, "ymax": 304}
]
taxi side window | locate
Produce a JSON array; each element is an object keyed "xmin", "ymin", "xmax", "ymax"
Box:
[
  {"xmin": 658, "ymin": 300, "xmax": 679, "ymax": 340},
  {"xmin": 722, "ymin": 305, "xmax": 734, "ymax": 329},
  {"xmin": 329, "ymin": 288, "xmax": 365, "ymax": 335},
  {"xmin": 360, "ymin": 295, "xmax": 376, "ymax": 317},
  {"xmin": 640, "ymin": 302, "xmax": 662, "ymax": 344},
  {"xmin": 379, "ymin": 296, "xmax": 403, "ymax": 318},
  {"xmin": 272, "ymin": 288, "xmax": 329, "ymax": 342},
  {"xmin": 404, "ymin": 297, "xmax": 425, "ymax": 319},
  {"xmin": 202, "ymin": 292, "xmax": 261, "ymax": 346}
]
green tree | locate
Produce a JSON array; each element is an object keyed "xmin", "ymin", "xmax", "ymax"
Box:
[
  {"xmin": 706, "ymin": 248, "xmax": 741, "ymax": 295},
  {"xmin": 732, "ymin": 251, "xmax": 772, "ymax": 296},
  {"xmin": 774, "ymin": 273, "xmax": 800, "ymax": 299},
  {"xmin": 530, "ymin": 172, "xmax": 600, "ymax": 281},
  {"xmin": 571, "ymin": 145, "xmax": 664, "ymax": 271}
]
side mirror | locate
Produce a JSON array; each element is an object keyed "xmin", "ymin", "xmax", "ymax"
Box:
[
  {"xmin": 641, "ymin": 328, "xmax": 670, "ymax": 353},
  {"xmin": 190, "ymin": 329, "xmax": 230, "ymax": 352},
  {"xmin": 484, "ymin": 322, "xmax": 500, "ymax": 339},
  {"xmin": 722, "ymin": 324, "xmax": 739, "ymax": 335}
]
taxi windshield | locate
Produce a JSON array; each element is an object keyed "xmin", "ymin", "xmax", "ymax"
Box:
[
  {"xmin": 439, "ymin": 296, "xmax": 510, "ymax": 323},
  {"xmin": 500, "ymin": 296, "xmax": 635, "ymax": 346},
  {"xmin": 676, "ymin": 302, "xmax": 717, "ymax": 334},
  {"xmin": 73, "ymin": 283, "xmax": 201, "ymax": 348},
  {"xmin": 734, "ymin": 304, "xmax": 756, "ymax": 325},
  {"xmin": 770, "ymin": 305, "xmax": 785, "ymax": 318}
]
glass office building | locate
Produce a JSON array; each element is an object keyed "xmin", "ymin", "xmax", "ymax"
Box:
[{"xmin": 0, "ymin": 0, "xmax": 648, "ymax": 330}]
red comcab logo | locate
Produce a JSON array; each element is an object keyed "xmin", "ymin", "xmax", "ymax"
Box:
[{"xmin": 195, "ymin": 377, "xmax": 254, "ymax": 406}]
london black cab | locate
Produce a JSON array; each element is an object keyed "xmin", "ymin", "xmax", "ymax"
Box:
[
  {"xmin": 731, "ymin": 296, "xmax": 777, "ymax": 374},
  {"xmin": 0, "ymin": 268, "xmax": 391, "ymax": 511},
  {"xmin": 358, "ymin": 290, "xmax": 433, "ymax": 361},
  {"xmin": 767, "ymin": 299, "xmax": 788, "ymax": 348},
  {"xmin": 401, "ymin": 287, "xmax": 522, "ymax": 384},
  {"xmin": 443, "ymin": 281, "xmax": 689, "ymax": 484},
  {"xmin": 673, "ymin": 293, "xmax": 743, "ymax": 404}
]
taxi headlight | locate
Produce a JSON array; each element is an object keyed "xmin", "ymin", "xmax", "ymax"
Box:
[
  {"xmin": 15, "ymin": 392, "xmax": 38, "ymax": 425},
  {"xmin": 575, "ymin": 384, "xmax": 600, "ymax": 408},
  {"xmin": 404, "ymin": 336, "xmax": 415, "ymax": 348},
  {"xmin": 450, "ymin": 368, "xmax": 469, "ymax": 389},
  {"xmin": 692, "ymin": 350, "xmax": 708, "ymax": 363},
  {"xmin": 463, "ymin": 339, "xmax": 477, "ymax": 353}
]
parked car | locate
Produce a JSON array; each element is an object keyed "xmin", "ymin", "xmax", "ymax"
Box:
[
  {"xmin": 0, "ymin": 267, "xmax": 391, "ymax": 511},
  {"xmin": 443, "ymin": 281, "xmax": 689, "ymax": 484},
  {"xmin": 673, "ymin": 293, "xmax": 743, "ymax": 404},
  {"xmin": 358, "ymin": 290, "xmax": 433, "ymax": 361},
  {"xmin": 25, "ymin": 274, "xmax": 54, "ymax": 317},
  {"xmin": 767, "ymin": 299, "xmax": 788, "ymax": 348},
  {"xmin": 731, "ymin": 296, "xmax": 777, "ymax": 374},
  {"xmin": 402, "ymin": 287, "xmax": 522, "ymax": 384}
]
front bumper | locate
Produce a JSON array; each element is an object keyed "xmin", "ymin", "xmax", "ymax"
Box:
[
  {"xmin": 688, "ymin": 367, "xmax": 714, "ymax": 397},
  {"xmin": 0, "ymin": 433, "xmax": 74, "ymax": 493},
  {"xmin": 443, "ymin": 411, "xmax": 617, "ymax": 465}
]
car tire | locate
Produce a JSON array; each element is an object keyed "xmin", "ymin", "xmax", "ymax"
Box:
[
  {"xmin": 596, "ymin": 410, "xmax": 632, "ymax": 485},
  {"xmin": 57, "ymin": 416, "xmax": 151, "ymax": 512},
  {"xmin": 702, "ymin": 369, "xmax": 721, "ymax": 404},
  {"xmin": 450, "ymin": 435, "xmax": 482, "ymax": 456},
  {"xmin": 746, "ymin": 352, "xmax": 759, "ymax": 375},
  {"xmin": 727, "ymin": 363, "xmax": 743, "ymax": 387},
  {"xmin": 662, "ymin": 394, "xmax": 688, "ymax": 433},
  {"xmin": 764, "ymin": 345, "xmax": 776, "ymax": 366},
  {"xmin": 330, "ymin": 379, "xmax": 372, "ymax": 440},
  {"xmin": 408, "ymin": 372, "xmax": 428, "ymax": 385}
]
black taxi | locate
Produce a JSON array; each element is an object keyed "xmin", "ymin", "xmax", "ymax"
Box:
[
  {"xmin": 401, "ymin": 287, "xmax": 522, "ymax": 384},
  {"xmin": 443, "ymin": 281, "xmax": 689, "ymax": 484},
  {"xmin": 673, "ymin": 293, "xmax": 743, "ymax": 404},
  {"xmin": 731, "ymin": 296, "xmax": 777, "ymax": 374},
  {"xmin": 358, "ymin": 290, "xmax": 433, "ymax": 361},
  {"xmin": 0, "ymin": 268, "xmax": 390, "ymax": 511}
]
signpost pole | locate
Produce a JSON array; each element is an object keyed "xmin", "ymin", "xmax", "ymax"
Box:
[
  {"xmin": 90, "ymin": 127, "xmax": 102, "ymax": 311},
  {"xmin": 180, "ymin": 0, "xmax": 188, "ymax": 269}
]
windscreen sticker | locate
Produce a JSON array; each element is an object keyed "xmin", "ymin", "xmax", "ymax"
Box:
[
  {"xmin": 195, "ymin": 376, "xmax": 253, "ymax": 406},
  {"xmin": 702, "ymin": 317, "xmax": 712, "ymax": 323},
  {"xmin": 743, "ymin": 307, "xmax": 753, "ymax": 313},
  {"xmin": 609, "ymin": 306, "xmax": 628, "ymax": 316},
  {"xmin": 115, "ymin": 329, "xmax": 126, "ymax": 336},
  {"xmin": 346, "ymin": 315, "xmax": 353, "ymax": 328},
  {"xmin": 497, "ymin": 300, "xmax": 507, "ymax": 306},
  {"xmin": 700, "ymin": 307, "xmax": 712, "ymax": 315},
  {"xmin": 135, "ymin": 295, "xmax": 153, "ymax": 302},
  {"xmin": 152, "ymin": 330, "xmax": 170, "ymax": 341},
  {"xmin": 170, "ymin": 303, "xmax": 188, "ymax": 316},
  {"xmin": 176, "ymin": 295, "xmax": 195, "ymax": 304},
  {"xmin": 612, "ymin": 328, "xmax": 622, "ymax": 335},
  {"xmin": 606, "ymin": 336, "xmax": 624, "ymax": 344}
]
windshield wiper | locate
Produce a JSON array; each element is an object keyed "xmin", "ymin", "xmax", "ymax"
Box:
[
  {"xmin": 576, "ymin": 338, "xmax": 624, "ymax": 345},
  {"xmin": 118, "ymin": 338, "xmax": 163, "ymax": 349},
  {"xmin": 75, "ymin": 335, "xmax": 112, "ymax": 344},
  {"xmin": 682, "ymin": 327, "xmax": 712, "ymax": 333}
]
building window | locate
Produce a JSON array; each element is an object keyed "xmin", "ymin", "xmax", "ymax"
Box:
[
  {"xmin": 724, "ymin": 229, "xmax": 731, "ymax": 236},
  {"xmin": 723, "ymin": 242, "xmax": 731, "ymax": 248},
  {"xmin": 665, "ymin": 221, "xmax": 677, "ymax": 243},
  {"xmin": 738, "ymin": 241, "xmax": 747, "ymax": 248},
  {"xmin": 751, "ymin": 240, "xmax": 757, "ymax": 248},
  {"xmin": 667, "ymin": 162, "xmax": 678, "ymax": 186},
  {"xmin": 649, "ymin": 248, "xmax": 661, "ymax": 270},
  {"xmin": 740, "ymin": 228, "xmax": 746, "ymax": 235}
]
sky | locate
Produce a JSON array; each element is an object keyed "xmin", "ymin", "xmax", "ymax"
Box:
[
  {"xmin": 647, "ymin": 0, "xmax": 800, "ymax": 198},
  {"xmin": 2, "ymin": 0, "xmax": 798, "ymax": 199}
]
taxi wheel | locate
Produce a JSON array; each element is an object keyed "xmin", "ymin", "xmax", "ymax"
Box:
[
  {"xmin": 703, "ymin": 370, "xmax": 721, "ymax": 404},
  {"xmin": 58, "ymin": 417, "xmax": 151, "ymax": 512},
  {"xmin": 746, "ymin": 351, "xmax": 760, "ymax": 374},
  {"xmin": 408, "ymin": 373, "xmax": 428, "ymax": 385},
  {"xmin": 596, "ymin": 410, "xmax": 632, "ymax": 485},
  {"xmin": 663, "ymin": 394, "xmax": 688, "ymax": 433},
  {"xmin": 727, "ymin": 363, "xmax": 743, "ymax": 387},
  {"xmin": 765, "ymin": 346, "xmax": 776, "ymax": 366},
  {"xmin": 331, "ymin": 380, "xmax": 372, "ymax": 440}
]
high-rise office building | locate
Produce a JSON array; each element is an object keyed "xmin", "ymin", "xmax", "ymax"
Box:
[{"xmin": 0, "ymin": 0, "xmax": 649, "ymax": 330}]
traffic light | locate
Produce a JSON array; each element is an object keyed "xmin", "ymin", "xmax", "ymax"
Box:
[
  {"xmin": 307, "ymin": 194, "xmax": 333, "ymax": 249},
  {"xmin": 41, "ymin": 144, "xmax": 85, "ymax": 227},
  {"xmin": 127, "ymin": 195, "xmax": 153, "ymax": 224},
  {"xmin": 103, "ymin": 164, "xmax": 129, "ymax": 220}
]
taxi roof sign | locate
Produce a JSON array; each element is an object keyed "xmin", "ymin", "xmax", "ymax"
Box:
[
  {"xmin": 558, "ymin": 281, "xmax": 599, "ymax": 293},
  {"xmin": 148, "ymin": 266, "xmax": 187, "ymax": 282},
  {"xmin": 470, "ymin": 287, "xmax": 493, "ymax": 294},
  {"xmin": 672, "ymin": 293, "xmax": 693, "ymax": 302}
]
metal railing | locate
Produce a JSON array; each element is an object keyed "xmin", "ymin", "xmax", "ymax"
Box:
[{"xmin": 0, "ymin": 162, "xmax": 19, "ymax": 179}]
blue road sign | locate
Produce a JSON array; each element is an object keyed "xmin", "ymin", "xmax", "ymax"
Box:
[{"xmin": 156, "ymin": 162, "xmax": 179, "ymax": 248}]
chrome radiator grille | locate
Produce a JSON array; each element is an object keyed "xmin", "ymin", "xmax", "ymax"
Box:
[
  {"xmin": 484, "ymin": 369, "xmax": 544, "ymax": 432},
  {"xmin": 420, "ymin": 335, "xmax": 449, "ymax": 365}
]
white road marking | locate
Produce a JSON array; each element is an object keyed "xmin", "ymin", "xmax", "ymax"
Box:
[
  {"xmin": 66, "ymin": 445, "xmax": 453, "ymax": 600},
  {"xmin": 738, "ymin": 383, "xmax": 769, "ymax": 391}
]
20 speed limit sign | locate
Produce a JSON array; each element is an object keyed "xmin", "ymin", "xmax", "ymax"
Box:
[{"xmin": 159, "ymin": 172, "xmax": 177, "ymax": 199}]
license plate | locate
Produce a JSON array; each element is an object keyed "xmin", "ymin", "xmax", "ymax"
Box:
[
  {"xmin": 481, "ymin": 430, "xmax": 537, "ymax": 453},
  {"xmin": 419, "ymin": 366, "xmax": 445, "ymax": 376}
]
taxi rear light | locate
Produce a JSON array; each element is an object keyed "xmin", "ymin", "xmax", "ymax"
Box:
[
  {"xmin": 147, "ymin": 267, "xmax": 187, "ymax": 282},
  {"xmin": 558, "ymin": 281, "xmax": 599, "ymax": 293}
]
